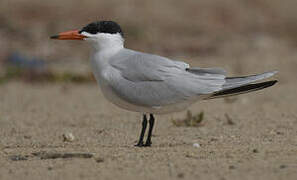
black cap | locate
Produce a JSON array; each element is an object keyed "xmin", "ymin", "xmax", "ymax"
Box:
[{"xmin": 79, "ymin": 21, "xmax": 123, "ymax": 37}]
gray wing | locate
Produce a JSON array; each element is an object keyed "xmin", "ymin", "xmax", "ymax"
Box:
[
  {"xmin": 110, "ymin": 49, "xmax": 190, "ymax": 82},
  {"xmin": 186, "ymin": 67, "xmax": 226, "ymax": 76},
  {"xmin": 223, "ymin": 71, "xmax": 277, "ymax": 89},
  {"xmin": 108, "ymin": 49, "xmax": 225, "ymax": 107}
]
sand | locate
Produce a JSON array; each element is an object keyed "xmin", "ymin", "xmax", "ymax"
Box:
[
  {"xmin": 0, "ymin": 60, "xmax": 296, "ymax": 180},
  {"xmin": 1, "ymin": 0, "xmax": 297, "ymax": 179}
]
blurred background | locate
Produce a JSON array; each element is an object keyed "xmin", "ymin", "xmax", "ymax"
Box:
[
  {"xmin": 1, "ymin": 1, "xmax": 297, "ymax": 180},
  {"xmin": 0, "ymin": 0, "xmax": 296, "ymax": 83}
]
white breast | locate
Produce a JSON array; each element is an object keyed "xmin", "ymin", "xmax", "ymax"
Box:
[
  {"xmin": 91, "ymin": 61, "xmax": 197, "ymax": 114},
  {"xmin": 90, "ymin": 51, "xmax": 144, "ymax": 112},
  {"xmin": 90, "ymin": 48, "xmax": 199, "ymax": 114}
]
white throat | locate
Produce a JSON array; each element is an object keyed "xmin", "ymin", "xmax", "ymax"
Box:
[
  {"xmin": 85, "ymin": 32, "xmax": 124, "ymax": 73},
  {"xmin": 84, "ymin": 32, "xmax": 124, "ymax": 54}
]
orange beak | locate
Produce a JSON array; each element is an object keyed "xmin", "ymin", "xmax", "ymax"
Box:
[{"xmin": 50, "ymin": 30, "xmax": 87, "ymax": 40}]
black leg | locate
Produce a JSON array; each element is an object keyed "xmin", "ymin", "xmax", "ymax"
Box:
[
  {"xmin": 135, "ymin": 114, "xmax": 148, "ymax": 147},
  {"xmin": 144, "ymin": 114, "xmax": 155, "ymax": 146}
]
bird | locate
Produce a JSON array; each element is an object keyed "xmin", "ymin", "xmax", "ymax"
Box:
[{"xmin": 51, "ymin": 20, "xmax": 277, "ymax": 147}]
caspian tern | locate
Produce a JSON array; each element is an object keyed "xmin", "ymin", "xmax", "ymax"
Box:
[{"xmin": 51, "ymin": 21, "xmax": 277, "ymax": 147}]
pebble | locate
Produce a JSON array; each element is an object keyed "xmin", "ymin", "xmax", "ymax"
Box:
[
  {"xmin": 229, "ymin": 165, "xmax": 236, "ymax": 169},
  {"xmin": 252, "ymin": 149, "xmax": 259, "ymax": 153},
  {"xmin": 193, "ymin": 143, "xmax": 201, "ymax": 148},
  {"xmin": 9, "ymin": 155, "xmax": 28, "ymax": 161},
  {"xmin": 177, "ymin": 172, "xmax": 184, "ymax": 178},
  {"xmin": 280, "ymin": 165, "xmax": 287, "ymax": 169},
  {"xmin": 95, "ymin": 157, "xmax": 104, "ymax": 163},
  {"xmin": 62, "ymin": 132, "xmax": 75, "ymax": 142}
]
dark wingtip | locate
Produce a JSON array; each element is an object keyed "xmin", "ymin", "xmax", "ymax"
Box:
[
  {"xmin": 269, "ymin": 80, "xmax": 278, "ymax": 86},
  {"xmin": 50, "ymin": 35, "xmax": 59, "ymax": 39},
  {"xmin": 208, "ymin": 80, "xmax": 278, "ymax": 99}
]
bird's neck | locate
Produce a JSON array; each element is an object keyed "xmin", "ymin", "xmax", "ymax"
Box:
[
  {"xmin": 89, "ymin": 34, "xmax": 124, "ymax": 54},
  {"xmin": 90, "ymin": 35, "xmax": 124, "ymax": 72},
  {"xmin": 91, "ymin": 41, "xmax": 123, "ymax": 67}
]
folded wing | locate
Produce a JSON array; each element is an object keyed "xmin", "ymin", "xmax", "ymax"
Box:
[{"xmin": 109, "ymin": 49, "xmax": 226, "ymax": 107}]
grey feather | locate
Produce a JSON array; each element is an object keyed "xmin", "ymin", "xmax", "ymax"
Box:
[
  {"xmin": 110, "ymin": 49, "xmax": 188, "ymax": 82},
  {"xmin": 108, "ymin": 49, "xmax": 226, "ymax": 107},
  {"xmin": 223, "ymin": 71, "xmax": 277, "ymax": 89},
  {"xmin": 186, "ymin": 67, "xmax": 226, "ymax": 75}
]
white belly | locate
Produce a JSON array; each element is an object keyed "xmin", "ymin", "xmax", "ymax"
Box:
[
  {"xmin": 99, "ymin": 81, "xmax": 197, "ymax": 114},
  {"xmin": 90, "ymin": 54, "xmax": 202, "ymax": 114},
  {"xmin": 91, "ymin": 67, "xmax": 198, "ymax": 114}
]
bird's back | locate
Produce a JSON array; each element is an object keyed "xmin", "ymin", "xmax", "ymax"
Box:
[{"xmin": 102, "ymin": 49, "xmax": 225, "ymax": 111}]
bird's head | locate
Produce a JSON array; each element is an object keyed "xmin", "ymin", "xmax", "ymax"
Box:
[{"xmin": 51, "ymin": 21, "xmax": 124, "ymax": 50}]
